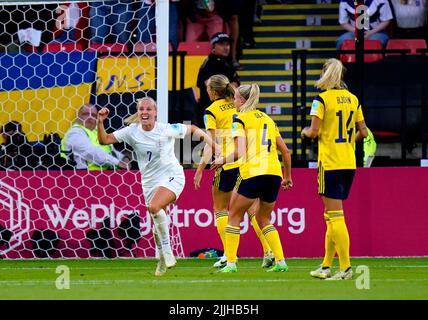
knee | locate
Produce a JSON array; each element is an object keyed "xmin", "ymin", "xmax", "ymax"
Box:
[
  {"xmin": 255, "ymin": 215, "xmax": 269, "ymax": 230},
  {"xmin": 227, "ymin": 210, "xmax": 242, "ymax": 227},
  {"xmin": 148, "ymin": 203, "xmax": 162, "ymax": 215},
  {"xmin": 213, "ymin": 205, "xmax": 228, "ymax": 213}
]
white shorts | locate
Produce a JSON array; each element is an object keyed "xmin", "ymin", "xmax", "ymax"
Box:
[{"xmin": 143, "ymin": 172, "xmax": 186, "ymax": 205}]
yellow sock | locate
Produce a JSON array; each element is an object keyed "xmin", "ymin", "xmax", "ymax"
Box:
[
  {"xmin": 249, "ymin": 213, "xmax": 271, "ymax": 254},
  {"xmin": 261, "ymin": 224, "xmax": 284, "ymax": 261},
  {"xmin": 215, "ymin": 211, "xmax": 228, "ymax": 251},
  {"xmin": 225, "ymin": 225, "xmax": 240, "ymax": 263},
  {"xmin": 328, "ymin": 210, "xmax": 351, "ymax": 272},
  {"xmin": 322, "ymin": 213, "xmax": 335, "ymax": 267}
]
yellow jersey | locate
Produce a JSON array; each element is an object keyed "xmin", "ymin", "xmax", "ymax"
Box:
[
  {"xmin": 232, "ymin": 109, "xmax": 283, "ymax": 179},
  {"xmin": 204, "ymin": 98, "xmax": 240, "ymax": 170},
  {"xmin": 310, "ymin": 89, "xmax": 365, "ymax": 170}
]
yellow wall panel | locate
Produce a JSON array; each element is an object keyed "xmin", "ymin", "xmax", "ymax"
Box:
[
  {"xmin": 0, "ymin": 83, "xmax": 92, "ymax": 141},
  {"xmin": 96, "ymin": 56, "xmax": 206, "ymax": 94}
]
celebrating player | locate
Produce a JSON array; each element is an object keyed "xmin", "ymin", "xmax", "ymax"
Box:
[
  {"xmin": 193, "ymin": 74, "xmax": 275, "ymax": 269},
  {"xmin": 301, "ymin": 58, "xmax": 368, "ymax": 280},
  {"xmin": 97, "ymin": 97, "xmax": 218, "ymax": 276},
  {"xmin": 211, "ymin": 83, "xmax": 293, "ymax": 273}
]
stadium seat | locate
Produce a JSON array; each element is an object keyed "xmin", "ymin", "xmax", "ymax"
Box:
[
  {"xmin": 340, "ymin": 39, "xmax": 383, "ymax": 63},
  {"xmin": 177, "ymin": 41, "xmax": 212, "ymax": 56},
  {"xmin": 386, "ymin": 39, "xmax": 428, "ymax": 56},
  {"xmin": 372, "ymin": 130, "xmax": 400, "ymax": 142},
  {"xmin": 88, "ymin": 43, "xmax": 129, "ymax": 54},
  {"xmin": 133, "ymin": 42, "xmax": 173, "ymax": 53},
  {"xmin": 22, "ymin": 44, "xmax": 38, "ymax": 53},
  {"xmin": 42, "ymin": 42, "xmax": 84, "ymax": 52},
  {"xmin": 134, "ymin": 41, "xmax": 157, "ymax": 53}
]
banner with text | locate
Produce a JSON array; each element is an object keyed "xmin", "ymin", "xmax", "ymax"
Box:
[{"xmin": 0, "ymin": 168, "xmax": 427, "ymax": 258}]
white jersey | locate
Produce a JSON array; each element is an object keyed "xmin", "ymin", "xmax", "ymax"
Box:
[
  {"xmin": 339, "ymin": 0, "xmax": 393, "ymax": 30},
  {"xmin": 113, "ymin": 122, "xmax": 187, "ymax": 189}
]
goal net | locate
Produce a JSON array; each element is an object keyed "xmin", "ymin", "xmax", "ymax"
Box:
[{"xmin": 0, "ymin": 0, "xmax": 185, "ymax": 259}]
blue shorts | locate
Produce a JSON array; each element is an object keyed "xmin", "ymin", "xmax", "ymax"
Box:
[
  {"xmin": 318, "ymin": 167, "xmax": 355, "ymax": 200},
  {"xmin": 213, "ymin": 167, "xmax": 239, "ymax": 193},
  {"xmin": 236, "ymin": 175, "xmax": 282, "ymax": 203}
]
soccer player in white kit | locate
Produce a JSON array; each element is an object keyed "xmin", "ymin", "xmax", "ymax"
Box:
[{"xmin": 97, "ymin": 97, "xmax": 218, "ymax": 276}]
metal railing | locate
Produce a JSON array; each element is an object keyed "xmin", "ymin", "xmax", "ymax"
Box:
[{"xmin": 291, "ymin": 48, "xmax": 428, "ymax": 166}]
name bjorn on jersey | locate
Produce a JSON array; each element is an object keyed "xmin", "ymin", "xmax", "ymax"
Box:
[{"xmin": 336, "ymin": 96, "xmax": 351, "ymax": 104}]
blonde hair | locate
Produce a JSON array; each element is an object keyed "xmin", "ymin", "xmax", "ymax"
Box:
[
  {"xmin": 124, "ymin": 97, "xmax": 157, "ymax": 124},
  {"xmin": 315, "ymin": 58, "xmax": 347, "ymax": 91},
  {"xmin": 237, "ymin": 84, "xmax": 260, "ymax": 113},
  {"xmin": 207, "ymin": 74, "xmax": 235, "ymax": 101}
]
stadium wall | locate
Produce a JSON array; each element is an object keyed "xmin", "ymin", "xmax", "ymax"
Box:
[{"xmin": 0, "ymin": 167, "xmax": 427, "ymax": 258}]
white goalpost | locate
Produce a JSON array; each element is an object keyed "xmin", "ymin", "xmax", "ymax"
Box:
[
  {"xmin": 155, "ymin": 0, "xmax": 169, "ymax": 123},
  {"xmin": 0, "ymin": 0, "xmax": 184, "ymax": 259}
]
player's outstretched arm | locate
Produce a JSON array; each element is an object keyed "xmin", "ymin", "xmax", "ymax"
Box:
[
  {"xmin": 98, "ymin": 107, "xmax": 119, "ymax": 145},
  {"xmin": 186, "ymin": 125, "xmax": 221, "ymax": 155},
  {"xmin": 194, "ymin": 129, "xmax": 216, "ymax": 190},
  {"xmin": 276, "ymin": 136, "xmax": 293, "ymax": 190},
  {"xmin": 301, "ymin": 116, "xmax": 321, "ymax": 139}
]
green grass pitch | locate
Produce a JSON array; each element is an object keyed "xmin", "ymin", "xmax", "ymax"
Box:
[{"xmin": 0, "ymin": 258, "xmax": 427, "ymax": 300}]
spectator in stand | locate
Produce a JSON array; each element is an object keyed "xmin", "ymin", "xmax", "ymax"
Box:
[
  {"xmin": 390, "ymin": 0, "xmax": 428, "ymax": 39},
  {"xmin": 254, "ymin": 0, "xmax": 266, "ymax": 26},
  {"xmin": 89, "ymin": 0, "xmax": 134, "ymax": 44},
  {"xmin": 336, "ymin": 0, "xmax": 394, "ymax": 50},
  {"xmin": 196, "ymin": 32, "xmax": 240, "ymax": 128},
  {"xmin": 0, "ymin": 121, "xmax": 37, "ymax": 170},
  {"xmin": 135, "ymin": 0, "xmax": 181, "ymax": 50},
  {"xmin": 48, "ymin": 2, "xmax": 90, "ymax": 48},
  {"xmin": 240, "ymin": 0, "xmax": 258, "ymax": 49},
  {"xmin": 60, "ymin": 104, "xmax": 129, "ymax": 171},
  {"xmin": 184, "ymin": 0, "xmax": 223, "ymax": 42},
  {"xmin": 0, "ymin": 4, "xmax": 57, "ymax": 52},
  {"xmin": 216, "ymin": 0, "xmax": 245, "ymax": 69}
]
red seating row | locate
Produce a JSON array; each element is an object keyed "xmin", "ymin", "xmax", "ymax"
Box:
[
  {"xmin": 340, "ymin": 39, "xmax": 427, "ymax": 63},
  {"xmin": 42, "ymin": 42, "xmax": 154, "ymax": 54},
  {"xmin": 41, "ymin": 41, "xmax": 212, "ymax": 55}
]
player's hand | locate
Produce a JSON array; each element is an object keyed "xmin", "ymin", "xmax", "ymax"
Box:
[
  {"xmin": 117, "ymin": 161, "xmax": 128, "ymax": 170},
  {"xmin": 213, "ymin": 143, "xmax": 222, "ymax": 157},
  {"xmin": 194, "ymin": 169, "xmax": 203, "ymax": 190},
  {"xmin": 98, "ymin": 107, "xmax": 110, "ymax": 122},
  {"xmin": 281, "ymin": 178, "xmax": 293, "ymax": 190},
  {"xmin": 122, "ymin": 155, "xmax": 131, "ymax": 164},
  {"xmin": 210, "ymin": 157, "xmax": 224, "ymax": 171},
  {"xmin": 301, "ymin": 127, "xmax": 308, "ymax": 139}
]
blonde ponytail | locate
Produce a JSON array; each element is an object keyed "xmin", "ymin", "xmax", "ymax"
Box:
[
  {"xmin": 124, "ymin": 113, "xmax": 139, "ymax": 124},
  {"xmin": 237, "ymin": 83, "xmax": 260, "ymax": 113},
  {"xmin": 207, "ymin": 74, "xmax": 235, "ymax": 101},
  {"xmin": 124, "ymin": 97, "xmax": 157, "ymax": 124},
  {"xmin": 315, "ymin": 58, "xmax": 347, "ymax": 91}
]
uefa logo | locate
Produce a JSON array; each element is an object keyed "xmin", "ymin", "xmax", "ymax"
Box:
[{"xmin": 0, "ymin": 181, "xmax": 31, "ymax": 255}]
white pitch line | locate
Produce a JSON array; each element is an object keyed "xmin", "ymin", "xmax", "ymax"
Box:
[
  {"xmin": 0, "ymin": 278, "xmax": 427, "ymax": 287},
  {"xmin": 0, "ymin": 265, "xmax": 428, "ymax": 271}
]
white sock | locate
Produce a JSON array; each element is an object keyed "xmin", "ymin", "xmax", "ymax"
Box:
[
  {"xmin": 153, "ymin": 227, "xmax": 162, "ymax": 258},
  {"xmin": 151, "ymin": 209, "xmax": 172, "ymax": 254},
  {"xmin": 277, "ymin": 260, "xmax": 286, "ymax": 266}
]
